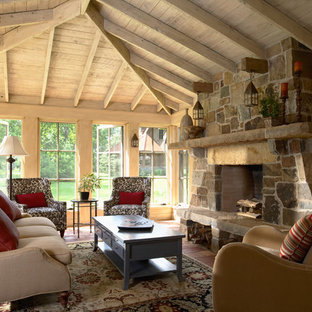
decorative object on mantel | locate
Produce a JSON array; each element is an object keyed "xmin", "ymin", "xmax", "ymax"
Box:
[
  {"xmin": 280, "ymin": 82, "xmax": 289, "ymax": 124},
  {"xmin": 260, "ymin": 84, "xmax": 281, "ymax": 126},
  {"xmin": 180, "ymin": 108, "xmax": 193, "ymax": 141},
  {"xmin": 184, "ymin": 125, "xmax": 206, "ymax": 139},
  {"xmin": 131, "ymin": 133, "xmax": 139, "ymax": 147},
  {"xmin": 244, "ymin": 72, "xmax": 259, "ymax": 107},
  {"xmin": 294, "ymin": 61, "xmax": 303, "ymax": 122}
]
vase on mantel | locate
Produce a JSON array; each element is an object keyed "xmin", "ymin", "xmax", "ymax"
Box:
[{"xmin": 180, "ymin": 109, "xmax": 193, "ymax": 141}]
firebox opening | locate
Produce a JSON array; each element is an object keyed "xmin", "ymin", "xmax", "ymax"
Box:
[{"xmin": 221, "ymin": 165, "xmax": 263, "ymax": 212}]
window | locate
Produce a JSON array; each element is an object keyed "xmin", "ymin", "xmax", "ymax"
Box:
[
  {"xmin": 179, "ymin": 150, "xmax": 189, "ymax": 204},
  {"xmin": 93, "ymin": 125, "xmax": 123, "ymax": 201},
  {"xmin": 0, "ymin": 119, "xmax": 22, "ymax": 195},
  {"xmin": 40, "ymin": 122, "xmax": 76, "ymax": 202},
  {"xmin": 139, "ymin": 127, "xmax": 167, "ymax": 204}
]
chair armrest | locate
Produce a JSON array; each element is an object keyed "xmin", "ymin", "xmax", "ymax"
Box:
[
  {"xmin": 141, "ymin": 196, "xmax": 150, "ymax": 218},
  {"xmin": 50, "ymin": 199, "xmax": 67, "ymax": 212},
  {"xmin": 242, "ymin": 225, "xmax": 287, "ymax": 250},
  {"xmin": 213, "ymin": 243, "xmax": 312, "ymax": 312},
  {"xmin": 103, "ymin": 198, "xmax": 118, "ymax": 215},
  {"xmin": 0, "ymin": 247, "xmax": 71, "ymax": 302},
  {"xmin": 12, "ymin": 201, "xmax": 28, "ymax": 212}
]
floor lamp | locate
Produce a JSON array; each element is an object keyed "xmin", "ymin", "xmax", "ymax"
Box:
[{"xmin": 0, "ymin": 136, "xmax": 28, "ymax": 200}]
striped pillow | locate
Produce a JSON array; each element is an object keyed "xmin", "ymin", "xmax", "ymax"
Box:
[{"xmin": 280, "ymin": 214, "xmax": 312, "ymax": 262}]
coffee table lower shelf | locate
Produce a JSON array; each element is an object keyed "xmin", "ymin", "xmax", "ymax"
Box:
[{"xmin": 97, "ymin": 241, "xmax": 177, "ymax": 279}]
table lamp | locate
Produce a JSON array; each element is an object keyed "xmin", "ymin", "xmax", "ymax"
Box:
[{"xmin": 0, "ymin": 136, "xmax": 28, "ymax": 200}]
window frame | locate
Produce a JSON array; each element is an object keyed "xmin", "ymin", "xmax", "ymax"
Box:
[
  {"xmin": 39, "ymin": 121, "xmax": 76, "ymax": 201},
  {"xmin": 94, "ymin": 124, "xmax": 124, "ymax": 201},
  {"xmin": 139, "ymin": 127, "xmax": 168, "ymax": 204},
  {"xmin": 178, "ymin": 150, "xmax": 189, "ymax": 204}
]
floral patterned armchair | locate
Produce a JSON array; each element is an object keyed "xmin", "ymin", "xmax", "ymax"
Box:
[
  {"xmin": 104, "ymin": 177, "xmax": 151, "ymax": 218},
  {"xmin": 9, "ymin": 178, "xmax": 67, "ymax": 237}
]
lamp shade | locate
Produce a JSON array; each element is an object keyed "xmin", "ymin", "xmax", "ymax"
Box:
[{"xmin": 0, "ymin": 136, "xmax": 28, "ymax": 156}]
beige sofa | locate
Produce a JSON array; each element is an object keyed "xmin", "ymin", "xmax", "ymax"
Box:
[
  {"xmin": 0, "ymin": 214, "xmax": 72, "ymax": 303},
  {"xmin": 213, "ymin": 225, "xmax": 312, "ymax": 312}
]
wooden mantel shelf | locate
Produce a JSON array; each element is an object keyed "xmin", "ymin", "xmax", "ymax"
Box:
[{"xmin": 169, "ymin": 122, "xmax": 312, "ymax": 150}]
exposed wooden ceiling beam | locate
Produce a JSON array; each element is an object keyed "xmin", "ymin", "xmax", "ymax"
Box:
[
  {"xmin": 97, "ymin": 0, "xmax": 236, "ymax": 72},
  {"xmin": 164, "ymin": 0, "xmax": 265, "ymax": 58},
  {"xmin": 0, "ymin": 52, "xmax": 9, "ymax": 102},
  {"xmin": 104, "ymin": 20, "xmax": 211, "ymax": 81},
  {"xmin": 238, "ymin": 0, "xmax": 312, "ymax": 50},
  {"xmin": 74, "ymin": 31, "xmax": 101, "ymax": 107},
  {"xmin": 86, "ymin": 3, "xmax": 171, "ymax": 115},
  {"xmin": 130, "ymin": 54, "xmax": 195, "ymax": 95},
  {"xmin": 165, "ymin": 99, "xmax": 179, "ymax": 111},
  {"xmin": 0, "ymin": 9, "xmax": 53, "ymax": 28},
  {"xmin": 0, "ymin": 0, "xmax": 86, "ymax": 52},
  {"xmin": 130, "ymin": 85, "xmax": 147, "ymax": 111},
  {"xmin": 150, "ymin": 79, "xmax": 193, "ymax": 106},
  {"xmin": 40, "ymin": 29, "xmax": 55, "ymax": 104},
  {"xmin": 103, "ymin": 61, "xmax": 127, "ymax": 108}
]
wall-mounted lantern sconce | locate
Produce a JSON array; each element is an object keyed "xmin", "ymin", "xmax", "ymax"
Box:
[
  {"xmin": 193, "ymin": 92, "xmax": 204, "ymax": 125},
  {"xmin": 131, "ymin": 133, "xmax": 139, "ymax": 147},
  {"xmin": 244, "ymin": 72, "xmax": 258, "ymax": 107}
]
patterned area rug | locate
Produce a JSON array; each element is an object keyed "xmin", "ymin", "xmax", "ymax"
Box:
[{"xmin": 2, "ymin": 242, "xmax": 213, "ymax": 311}]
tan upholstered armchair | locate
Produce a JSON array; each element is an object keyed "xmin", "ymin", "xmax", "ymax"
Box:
[
  {"xmin": 104, "ymin": 177, "xmax": 151, "ymax": 218},
  {"xmin": 212, "ymin": 225, "xmax": 312, "ymax": 312},
  {"xmin": 9, "ymin": 178, "xmax": 67, "ymax": 237}
]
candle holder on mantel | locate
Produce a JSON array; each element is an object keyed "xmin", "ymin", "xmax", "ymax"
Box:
[
  {"xmin": 280, "ymin": 82, "xmax": 288, "ymax": 124},
  {"xmin": 294, "ymin": 61, "xmax": 303, "ymax": 122}
]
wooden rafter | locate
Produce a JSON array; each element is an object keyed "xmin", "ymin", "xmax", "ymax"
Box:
[
  {"xmin": 0, "ymin": 9, "xmax": 53, "ymax": 28},
  {"xmin": 86, "ymin": 3, "xmax": 171, "ymax": 115},
  {"xmin": 0, "ymin": 0, "xmax": 88, "ymax": 52},
  {"xmin": 40, "ymin": 29, "xmax": 55, "ymax": 104},
  {"xmin": 103, "ymin": 62, "xmax": 127, "ymax": 108},
  {"xmin": 130, "ymin": 54, "xmax": 195, "ymax": 95},
  {"xmin": 130, "ymin": 85, "xmax": 146, "ymax": 111},
  {"xmin": 74, "ymin": 31, "xmax": 101, "ymax": 107},
  {"xmin": 97, "ymin": 0, "xmax": 236, "ymax": 72},
  {"xmin": 238, "ymin": 0, "xmax": 312, "ymax": 50},
  {"xmin": 0, "ymin": 52, "xmax": 9, "ymax": 102},
  {"xmin": 165, "ymin": 99, "xmax": 179, "ymax": 111},
  {"xmin": 150, "ymin": 79, "xmax": 193, "ymax": 106},
  {"xmin": 104, "ymin": 20, "xmax": 211, "ymax": 81},
  {"xmin": 165, "ymin": 0, "xmax": 265, "ymax": 58}
]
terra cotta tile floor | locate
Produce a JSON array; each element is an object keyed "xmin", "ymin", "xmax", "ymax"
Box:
[{"xmin": 64, "ymin": 220, "xmax": 215, "ymax": 268}]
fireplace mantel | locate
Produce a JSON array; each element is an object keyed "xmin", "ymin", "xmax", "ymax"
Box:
[{"xmin": 169, "ymin": 122, "xmax": 312, "ymax": 150}]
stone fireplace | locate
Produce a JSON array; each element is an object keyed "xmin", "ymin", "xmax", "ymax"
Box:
[{"xmin": 171, "ymin": 37, "xmax": 312, "ymax": 251}]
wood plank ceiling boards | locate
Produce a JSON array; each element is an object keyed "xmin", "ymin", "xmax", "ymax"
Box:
[
  {"xmin": 96, "ymin": 0, "xmax": 236, "ymax": 72},
  {"xmin": 238, "ymin": 0, "xmax": 312, "ymax": 50}
]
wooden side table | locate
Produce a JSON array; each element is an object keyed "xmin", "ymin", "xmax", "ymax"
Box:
[{"xmin": 71, "ymin": 199, "xmax": 98, "ymax": 238}]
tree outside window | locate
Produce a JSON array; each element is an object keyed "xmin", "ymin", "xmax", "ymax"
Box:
[
  {"xmin": 92, "ymin": 125, "xmax": 123, "ymax": 202},
  {"xmin": 139, "ymin": 127, "xmax": 167, "ymax": 204},
  {"xmin": 0, "ymin": 119, "xmax": 22, "ymax": 195},
  {"xmin": 40, "ymin": 122, "xmax": 76, "ymax": 202}
]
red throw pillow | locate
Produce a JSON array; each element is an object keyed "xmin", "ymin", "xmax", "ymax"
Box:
[
  {"xmin": 0, "ymin": 190, "xmax": 22, "ymax": 221},
  {"xmin": 280, "ymin": 214, "xmax": 312, "ymax": 262},
  {"xmin": 0, "ymin": 208, "xmax": 19, "ymax": 252},
  {"xmin": 119, "ymin": 191, "xmax": 144, "ymax": 205},
  {"xmin": 16, "ymin": 192, "xmax": 47, "ymax": 208}
]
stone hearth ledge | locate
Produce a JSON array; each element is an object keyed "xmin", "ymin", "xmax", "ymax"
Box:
[{"xmin": 169, "ymin": 122, "xmax": 312, "ymax": 150}]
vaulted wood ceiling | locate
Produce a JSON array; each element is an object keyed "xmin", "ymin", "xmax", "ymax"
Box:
[{"xmin": 0, "ymin": 0, "xmax": 312, "ymax": 116}]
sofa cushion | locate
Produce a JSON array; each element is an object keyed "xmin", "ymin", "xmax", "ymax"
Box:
[
  {"xmin": 0, "ymin": 190, "xmax": 22, "ymax": 221},
  {"xmin": 16, "ymin": 192, "xmax": 47, "ymax": 208},
  {"xmin": 18, "ymin": 236, "xmax": 72, "ymax": 265},
  {"xmin": 303, "ymin": 247, "xmax": 312, "ymax": 265},
  {"xmin": 119, "ymin": 191, "xmax": 144, "ymax": 205},
  {"xmin": 14, "ymin": 216, "xmax": 56, "ymax": 229},
  {"xmin": 0, "ymin": 208, "xmax": 19, "ymax": 251},
  {"xmin": 18, "ymin": 225, "xmax": 59, "ymax": 239},
  {"xmin": 280, "ymin": 214, "xmax": 312, "ymax": 262}
]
